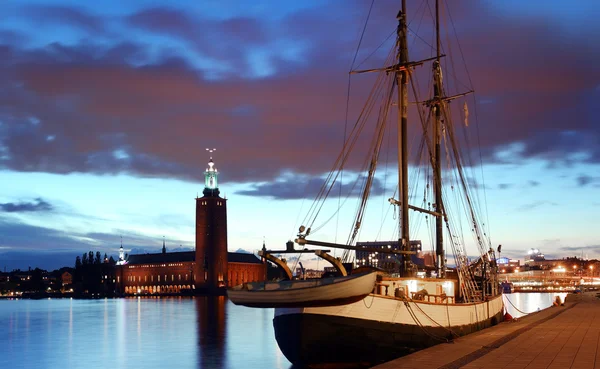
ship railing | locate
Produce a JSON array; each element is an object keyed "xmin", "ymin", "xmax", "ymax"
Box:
[{"xmin": 411, "ymin": 292, "xmax": 455, "ymax": 304}]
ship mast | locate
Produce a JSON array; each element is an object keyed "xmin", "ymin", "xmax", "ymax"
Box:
[
  {"xmin": 397, "ymin": 0, "xmax": 411, "ymax": 277},
  {"xmin": 433, "ymin": 0, "xmax": 445, "ymax": 278}
]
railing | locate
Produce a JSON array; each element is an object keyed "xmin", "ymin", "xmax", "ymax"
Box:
[{"xmin": 411, "ymin": 292, "xmax": 455, "ymax": 304}]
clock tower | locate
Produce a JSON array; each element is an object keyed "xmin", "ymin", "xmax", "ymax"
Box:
[{"xmin": 195, "ymin": 153, "xmax": 228, "ymax": 293}]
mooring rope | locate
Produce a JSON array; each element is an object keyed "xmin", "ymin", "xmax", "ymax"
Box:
[{"xmin": 503, "ymin": 295, "xmax": 540, "ymax": 316}]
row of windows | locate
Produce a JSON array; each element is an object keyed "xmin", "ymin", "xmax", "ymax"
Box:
[
  {"xmin": 126, "ymin": 274, "xmax": 190, "ymax": 283},
  {"xmin": 124, "ymin": 285, "xmax": 193, "ymax": 294},
  {"xmin": 127, "ymin": 263, "xmax": 188, "ymax": 269},
  {"xmin": 200, "ymin": 201, "xmax": 224, "ymax": 206}
]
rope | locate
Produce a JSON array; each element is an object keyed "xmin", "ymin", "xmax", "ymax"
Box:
[
  {"xmin": 503, "ymin": 295, "xmax": 539, "ymax": 316},
  {"xmin": 402, "ymin": 299, "xmax": 452, "ymax": 342},
  {"xmin": 362, "ymin": 293, "xmax": 375, "ymax": 308},
  {"xmin": 407, "ymin": 297, "xmax": 459, "ymax": 338}
]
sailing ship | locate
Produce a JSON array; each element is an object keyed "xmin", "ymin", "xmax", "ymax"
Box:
[{"xmin": 261, "ymin": 0, "xmax": 504, "ymax": 366}]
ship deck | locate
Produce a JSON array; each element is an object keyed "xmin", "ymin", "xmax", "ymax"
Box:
[{"xmin": 374, "ymin": 291, "xmax": 600, "ymax": 369}]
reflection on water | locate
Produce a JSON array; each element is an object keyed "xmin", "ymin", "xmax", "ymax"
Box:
[
  {"xmin": 0, "ymin": 297, "xmax": 290, "ymax": 369},
  {"xmin": 196, "ymin": 296, "xmax": 227, "ymax": 368},
  {"xmin": 503, "ymin": 292, "xmax": 568, "ymax": 318},
  {"xmin": 0, "ymin": 293, "xmax": 565, "ymax": 369}
]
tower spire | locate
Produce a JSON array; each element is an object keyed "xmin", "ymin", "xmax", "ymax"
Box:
[
  {"xmin": 162, "ymin": 236, "xmax": 166, "ymax": 254},
  {"xmin": 203, "ymin": 148, "xmax": 220, "ymax": 196},
  {"xmin": 118, "ymin": 235, "xmax": 125, "ymax": 264}
]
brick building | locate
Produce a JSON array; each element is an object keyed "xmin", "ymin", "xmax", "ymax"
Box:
[{"xmin": 116, "ymin": 156, "xmax": 265, "ymax": 295}]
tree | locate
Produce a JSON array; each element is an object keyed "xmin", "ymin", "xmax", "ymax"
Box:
[
  {"xmin": 82, "ymin": 253, "xmax": 88, "ymax": 265},
  {"xmin": 75, "ymin": 256, "xmax": 82, "ymax": 269},
  {"xmin": 95, "ymin": 251, "xmax": 101, "ymax": 265},
  {"xmin": 89, "ymin": 251, "xmax": 94, "ymax": 265},
  {"xmin": 103, "ymin": 253, "xmax": 108, "ymax": 263},
  {"xmin": 108, "ymin": 256, "xmax": 116, "ymax": 265}
]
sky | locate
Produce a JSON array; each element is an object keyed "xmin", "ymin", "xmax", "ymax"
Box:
[{"xmin": 0, "ymin": 0, "xmax": 599, "ymax": 271}]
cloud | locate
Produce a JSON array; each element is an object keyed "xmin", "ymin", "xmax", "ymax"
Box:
[
  {"xmin": 559, "ymin": 245, "xmax": 600, "ymax": 257},
  {"xmin": 0, "ymin": 198, "xmax": 53, "ymax": 213},
  {"xmin": 0, "ymin": 0, "xmax": 598, "ymax": 190},
  {"xmin": 576, "ymin": 175, "xmax": 598, "ymax": 187},
  {"xmin": 0, "ymin": 250, "xmax": 79, "ymax": 271},
  {"xmin": 18, "ymin": 5, "xmax": 108, "ymax": 36},
  {"xmin": 236, "ymin": 172, "xmax": 388, "ymax": 200},
  {"xmin": 516, "ymin": 201, "xmax": 558, "ymax": 212},
  {"xmin": 0, "ymin": 217, "xmax": 191, "ymax": 252}
]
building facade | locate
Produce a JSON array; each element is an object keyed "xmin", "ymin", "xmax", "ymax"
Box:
[{"xmin": 116, "ymin": 156, "xmax": 265, "ymax": 295}]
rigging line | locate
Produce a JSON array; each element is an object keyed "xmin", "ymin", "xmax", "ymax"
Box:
[
  {"xmin": 377, "ymin": 94, "xmax": 394, "ymax": 241},
  {"xmin": 347, "ymin": 79, "xmax": 394, "ymax": 246},
  {"xmin": 407, "ymin": 24, "xmax": 436, "ymax": 53},
  {"xmin": 354, "ymin": 29, "xmax": 396, "ymax": 71},
  {"xmin": 309, "ymin": 48, "xmax": 397, "ymax": 232},
  {"xmin": 312, "ymin": 66, "xmax": 393, "ymax": 231},
  {"xmin": 337, "ymin": 0, "xmax": 376, "ymax": 248},
  {"xmin": 442, "ymin": 108, "xmax": 487, "ymax": 255},
  {"xmin": 408, "ymin": 0, "xmax": 428, "ymax": 51},
  {"xmin": 350, "ymin": 0, "xmax": 375, "ymax": 70},
  {"xmin": 407, "ymin": 0, "xmax": 427, "ymax": 28},
  {"xmin": 445, "ymin": 1, "xmax": 491, "ymax": 242},
  {"xmin": 307, "ymin": 47, "xmax": 396, "ymax": 224}
]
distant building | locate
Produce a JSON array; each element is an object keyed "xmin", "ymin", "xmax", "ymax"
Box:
[
  {"xmin": 497, "ymin": 257, "xmax": 520, "ymax": 267},
  {"xmin": 116, "ymin": 156, "xmax": 265, "ymax": 295},
  {"xmin": 524, "ymin": 248, "xmax": 545, "ymax": 265},
  {"xmin": 355, "ymin": 240, "xmax": 423, "ymax": 271},
  {"xmin": 295, "ymin": 268, "xmax": 324, "ymax": 279},
  {"xmin": 61, "ymin": 271, "xmax": 72, "ymax": 286}
]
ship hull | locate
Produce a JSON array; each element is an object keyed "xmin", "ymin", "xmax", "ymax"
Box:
[
  {"xmin": 273, "ymin": 294, "xmax": 504, "ymax": 367},
  {"xmin": 228, "ymin": 272, "xmax": 377, "ymax": 308}
]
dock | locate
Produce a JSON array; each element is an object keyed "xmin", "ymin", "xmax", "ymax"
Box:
[{"xmin": 374, "ymin": 292, "xmax": 600, "ymax": 369}]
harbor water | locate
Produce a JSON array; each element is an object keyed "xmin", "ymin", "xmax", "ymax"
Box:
[{"xmin": 0, "ymin": 292, "xmax": 567, "ymax": 369}]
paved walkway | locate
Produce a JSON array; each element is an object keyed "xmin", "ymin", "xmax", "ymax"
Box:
[{"xmin": 374, "ymin": 292, "xmax": 600, "ymax": 369}]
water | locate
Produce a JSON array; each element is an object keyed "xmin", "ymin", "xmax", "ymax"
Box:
[
  {"xmin": 0, "ymin": 297, "xmax": 291, "ymax": 369},
  {"xmin": 503, "ymin": 292, "xmax": 568, "ymax": 318},
  {"xmin": 0, "ymin": 293, "xmax": 568, "ymax": 369}
]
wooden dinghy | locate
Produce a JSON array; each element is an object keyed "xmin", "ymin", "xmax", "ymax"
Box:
[{"xmin": 227, "ymin": 271, "xmax": 377, "ymax": 308}]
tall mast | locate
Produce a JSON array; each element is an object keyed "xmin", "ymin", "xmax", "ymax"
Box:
[
  {"xmin": 397, "ymin": 0, "xmax": 411, "ymax": 276},
  {"xmin": 433, "ymin": 0, "xmax": 445, "ymax": 277}
]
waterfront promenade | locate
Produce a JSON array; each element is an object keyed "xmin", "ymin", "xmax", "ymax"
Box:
[{"xmin": 374, "ymin": 292, "xmax": 600, "ymax": 369}]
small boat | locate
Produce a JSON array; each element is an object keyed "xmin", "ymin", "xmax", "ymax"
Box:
[{"xmin": 227, "ymin": 271, "xmax": 377, "ymax": 308}]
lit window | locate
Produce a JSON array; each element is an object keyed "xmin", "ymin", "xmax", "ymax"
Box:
[
  {"xmin": 178, "ymin": 274, "xmax": 181, "ymax": 281},
  {"xmin": 158, "ymin": 275, "xmax": 161, "ymax": 282}
]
